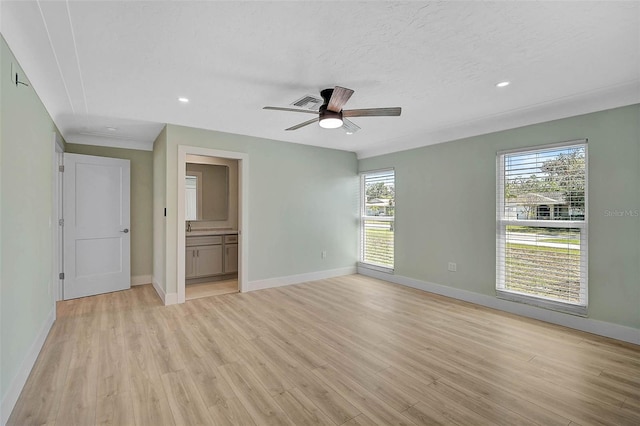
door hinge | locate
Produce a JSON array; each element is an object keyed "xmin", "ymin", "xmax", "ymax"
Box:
[
  {"xmin": 58, "ymin": 218, "xmax": 64, "ymax": 226},
  {"xmin": 59, "ymin": 165, "xmax": 64, "ymax": 172},
  {"xmin": 59, "ymin": 272, "xmax": 65, "ymax": 280}
]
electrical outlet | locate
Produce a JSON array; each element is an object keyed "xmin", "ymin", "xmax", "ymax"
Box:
[
  {"xmin": 321, "ymin": 250, "xmax": 327, "ymax": 259},
  {"xmin": 448, "ymin": 262, "xmax": 457, "ymax": 272}
]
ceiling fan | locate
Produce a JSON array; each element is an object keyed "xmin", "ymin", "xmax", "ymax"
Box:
[{"xmin": 263, "ymin": 86, "xmax": 401, "ymax": 134}]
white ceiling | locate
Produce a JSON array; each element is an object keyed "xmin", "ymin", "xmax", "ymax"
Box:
[{"xmin": 2, "ymin": 1, "xmax": 638, "ymax": 158}]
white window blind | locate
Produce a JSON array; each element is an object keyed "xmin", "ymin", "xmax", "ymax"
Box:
[
  {"xmin": 185, "ymin": 171, "xmax": 202, "ymax": 221},
  {"xmin": 185, "ymin": 176, "xmax": 198, "ymax": 221},
  {"xmin": 497, "ymin": 141, "xmax": 588, "ymax": 315},
  {"xmin": 360, "ymin": 169, "xmax": 395, "ymax": 270}
]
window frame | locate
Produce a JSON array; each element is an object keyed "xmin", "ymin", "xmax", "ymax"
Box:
[
  {"xmin": 496, "ymin": 140, "xmax": 588, "ymax": 316},
  {"xmin": 359, "ymin": 168, "xmax": 395, "ymax": 273}
]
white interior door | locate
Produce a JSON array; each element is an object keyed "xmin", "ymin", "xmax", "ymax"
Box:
[{"xmin": 63, "ymin": 153, "xmax": 130, "ymax": 300}]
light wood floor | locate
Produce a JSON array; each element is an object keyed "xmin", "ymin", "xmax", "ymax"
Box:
[
  {"xmin": 8, "ymin": 275, "xmax": 640, "ymax": 426},
  {"xmin": 186, "ymin": 279, "xmax": 238, "ymax": 300}
]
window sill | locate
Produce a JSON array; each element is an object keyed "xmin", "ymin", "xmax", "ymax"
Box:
[
  {"xmin": 496, "ymin": 290, "xmax": 587, "ymax": 317},
  {"xmin": 357, "ymin": 262, "xmax": 394, "ymax": 274}
]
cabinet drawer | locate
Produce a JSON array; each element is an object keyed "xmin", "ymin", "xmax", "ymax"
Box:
[
  {"xmin": 224, "ymin": 234, "xmax": 238, "ymax": 243},
  {"xmin": 186, "ymin": 235, "xmax": 222, "ymax": 246}
]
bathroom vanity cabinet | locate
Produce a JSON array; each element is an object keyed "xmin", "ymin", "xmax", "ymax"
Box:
[{"xmin": 186, "ymin": 232, "xmax": 238, "ymax": 280}]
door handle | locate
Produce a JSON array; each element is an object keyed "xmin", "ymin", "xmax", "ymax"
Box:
[{"xmin": 121, "ymin": 228, "xmax": 129, "ymax": 233}]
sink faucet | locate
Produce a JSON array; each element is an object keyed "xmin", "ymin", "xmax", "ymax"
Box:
[{"xmin": 186, "ymin": 221, "xmax": 191, "ymax": 232}]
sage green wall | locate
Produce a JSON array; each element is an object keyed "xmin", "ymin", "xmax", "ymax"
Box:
[
  {"xmin": 64, "ymin": 144, "xmax": 153, "ymax": 280},
  {"xmin": 0, "ymin": 36, "xmax": 58, "ymax": 404},
  {"xmin": 359, "ymin": 104, "xmax": 640, "ymax": 329},
  {"xmin": 159, "ymin": 124, "xmax": 359, "ymax": 295},
  {"xmin": 153, "ymin": 127, "xmax": 167, "ymax": 292}
]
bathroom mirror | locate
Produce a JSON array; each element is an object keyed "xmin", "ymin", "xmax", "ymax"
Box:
[{"xmin": 185, "ymin": 163, "xmax": 228, "ymax": 221}]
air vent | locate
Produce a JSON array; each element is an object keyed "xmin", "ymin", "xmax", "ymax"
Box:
[
  {"xmin": 342, "ymin": 119, "xmax": 361, "ymax": 134},
  {"xmin": 290, "ymin": 94, "xmax": 323, "ymax": 111}
]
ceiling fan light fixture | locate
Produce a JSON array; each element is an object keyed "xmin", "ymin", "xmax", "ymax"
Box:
[
  {"xmin": 318, "ymin": 107, "xmax": 343, "ymax": 129},
  {"xmin": 319, "ymin": 117, "xmax": 343, "ymax": 129}
]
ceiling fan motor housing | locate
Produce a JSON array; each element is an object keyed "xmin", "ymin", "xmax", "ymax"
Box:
[
  {"xmin": 318, "ymin": 104, "xmax": 343, "ymax": 128},
  {"xmin": 319, "ymin": 104, "xmax": 343, "ymax": 120}
]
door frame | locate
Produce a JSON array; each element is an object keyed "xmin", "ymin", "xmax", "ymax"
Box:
[
  {"xmin": 176, "ymin": 145, "xmax": 248, "ymax": 304},
  {"xmin": 52, "ymin": 133, "xmax": 64, "ymax": 303}
]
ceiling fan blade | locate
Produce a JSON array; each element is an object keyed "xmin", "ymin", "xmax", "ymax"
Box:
[
  {"xmin": 285, "ymin": 117, "xmax": 318, "ymax": 131},
  {"xmin": 327, "ymin": 86, "xmax": 354, "ymax": 112},
  {"xmin": 342, "ymin": 119, "xmax": 361, "ymax": 134},
  {"xmin": 263, "ymin": 106, "xmax": 319, "ymax": 114},
  {"xmin": 343, "ymin": 107, "xmax": 402, "ymax": 117}
]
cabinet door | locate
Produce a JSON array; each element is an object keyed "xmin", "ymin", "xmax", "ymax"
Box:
[
  {"xmin": 224, "ymin": 243, "xmax": 238, "ymax": 273},
  {"xmin": 196, "ymin": 245, "xmax": 223, "ymax": 277},
  {"xmin": 185, "ymin": 247, "xmax": 197, "ymax": 279}
]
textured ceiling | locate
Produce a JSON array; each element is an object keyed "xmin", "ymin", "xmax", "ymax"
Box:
[{"xmin": 2, "ymin": 1, "xmax": 639, "ymax": 158}]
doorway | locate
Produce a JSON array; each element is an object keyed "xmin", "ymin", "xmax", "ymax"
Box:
[{"xmin": 176, "ymin": 146, "xmax": 248, "ymax": 304}]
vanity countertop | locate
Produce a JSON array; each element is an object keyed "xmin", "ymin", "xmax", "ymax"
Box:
[{"xmin": 186, "ymin": 229, "xmax": 238, "ymax": 236}]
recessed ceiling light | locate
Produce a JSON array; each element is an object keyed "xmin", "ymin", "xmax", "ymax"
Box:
[
  {"xmin": 178, "ymin": 97, "xmax": 189, "ymax": 103},
  {"xmin": 496, "ymin": 81, "xmax": 511, "ymax": 88},
  {"xmin": 106, "ymin": 126, "xmax": 117, "ymax": 131},
  {"xmin": 346, "ymin": 132, "xmax": 353, "ymax": 135}
]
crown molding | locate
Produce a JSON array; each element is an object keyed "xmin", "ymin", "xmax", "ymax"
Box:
[
  {"xmin": 357, "ymin": 80, "xmax": 640, "ymax": 159},
  {"xmin": 64, "ymin": 133, "xmax": 154, "ymax": 151}
]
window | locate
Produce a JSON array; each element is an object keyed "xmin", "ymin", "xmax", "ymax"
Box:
[
  {"xmin": 360, "ymin": 169, "xmax": 395, "ymax": 270},
  {"xmin": 497, "ymin": 141, "xmax": 587, "ymax": 315},
  {"xmin": 185, "ymin": 171, "xmax": 202, "ymax": 221}
]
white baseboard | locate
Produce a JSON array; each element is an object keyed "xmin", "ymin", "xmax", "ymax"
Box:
[
  {"xmin": 131, "ymin": 274, "xmax": 152, "ymax": 286},
  {"xmin": 151, "ymin": 277, "xmax": 166, "ymax": 303},
  {"xmin": 1, "ymin": 307, "xmax": 55, "ymax": 425},
  {"xmin": 358, "ymin": 267, "xmax": 640, "ymax": 345},
  {"xmin": 247, "ymin": 266, "xmax": 357, "ymax": 292},
  {"xmin": 151, "ymin": 276, "xmax": 178, "ymax": 306}
]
